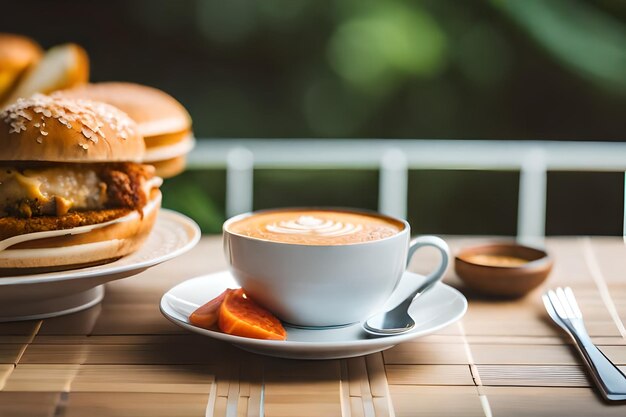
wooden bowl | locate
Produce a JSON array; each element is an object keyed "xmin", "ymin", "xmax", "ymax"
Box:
[{"xmin": 454, "ymin": 243, "xmax": 553, "ymax": 298}]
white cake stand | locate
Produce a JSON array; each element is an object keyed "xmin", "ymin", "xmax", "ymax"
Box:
[{"xmin": 0, "ymin": 209, "xmax": 200, "ymax": 322}]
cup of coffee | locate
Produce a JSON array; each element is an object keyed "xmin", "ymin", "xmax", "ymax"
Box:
[{"xmin": 223, "ymin": 208, "xmax": 449, "ymax": 328}]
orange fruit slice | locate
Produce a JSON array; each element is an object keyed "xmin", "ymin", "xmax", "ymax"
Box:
[
  {"xmin": 218, "ymin": 288, "xmax": 287, "ymax": 340},
  {"xmin": 189, "ymin": 289, "xmax": 229, "ymax": 329}
]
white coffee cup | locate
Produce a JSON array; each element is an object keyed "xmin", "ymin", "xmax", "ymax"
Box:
[{"xmin": 223, "ymin": 208, "xmax": 449, "ymax": 328}]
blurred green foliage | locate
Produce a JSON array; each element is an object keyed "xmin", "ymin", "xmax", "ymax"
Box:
[
  {"xmin": 160, "ymin": 171, "xmax": 226, "ymax": 232},
  {"xmin": 328, "ymin": 1, "xmax": 447, "ymax": 93},
  {"xmin": 5, "ymin": 0, "xmax": 623, "ymax": 139},
  {"xmin": 495, "ymin": 0, "xmax": 626, "ymax": 94}
]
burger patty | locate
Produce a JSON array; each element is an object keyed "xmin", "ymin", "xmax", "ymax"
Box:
[
  {"xmin": 0, "ymin": 163, "xmax": 153, "ymax": 219},
  {"xmin": 0, "ymin": 208, "xmax": 131, "ymax": 241},
  {"xmin": 100, "ymin": 163, "xmax": 151, "ymax": 213}
]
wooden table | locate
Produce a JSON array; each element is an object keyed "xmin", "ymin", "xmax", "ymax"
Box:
[{"xmin": 1, "ymin": 236, "xmax": 625, "ymax": 416}]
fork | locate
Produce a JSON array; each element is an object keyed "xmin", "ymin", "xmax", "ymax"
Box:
[{"xmin": 543, "ymin": 287, "xmax": 626, "ymax": 401}]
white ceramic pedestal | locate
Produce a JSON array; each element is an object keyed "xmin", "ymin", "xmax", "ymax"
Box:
[{"xmin": 0, "ymin": 285, "xmax": 105, "ymax": 322}]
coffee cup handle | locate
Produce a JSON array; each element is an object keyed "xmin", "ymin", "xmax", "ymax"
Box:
[{"xmin": 406, "ymin": 236, "xmax": 450, "ymax": 293}]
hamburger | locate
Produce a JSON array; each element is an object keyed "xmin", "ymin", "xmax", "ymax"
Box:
[
  {"xmin": 0, "ymin": 94, "xmax": 162, "ymax": 274},
  {"xmin": 57, "ymin": 82, "xmax": 194, "ymax": 178},
  {"xmin": 0, "ymin": 34, "xmax": 42, "ymax": 105}
]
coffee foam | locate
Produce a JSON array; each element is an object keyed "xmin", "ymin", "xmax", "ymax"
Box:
[
  {"xmin": 227, "ymin": 210, "xmax": 404, "ymax": 246},
  {"xmin": 266, "ymin": 215, "xmax": 363, "ymax": 237}
]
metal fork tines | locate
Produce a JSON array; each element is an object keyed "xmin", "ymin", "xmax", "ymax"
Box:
[{"xmin": 543, "ymin": 287, "xmax": 626, "ymax": 401}]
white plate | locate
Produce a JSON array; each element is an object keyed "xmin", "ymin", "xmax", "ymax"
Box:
[
  {"xmin": 161, "ymin": 270, "xmax": 467, "ymax": 360},
  {"xmin": 0, "ymin": 209, "xmax": 200, "ymax": 322}
]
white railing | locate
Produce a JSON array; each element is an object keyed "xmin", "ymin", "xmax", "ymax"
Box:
[{"xmin": 187, "ymin": 139, "xmax": 626, "ymax": 243}]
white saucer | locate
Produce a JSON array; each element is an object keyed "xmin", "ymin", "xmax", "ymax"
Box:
[
  {"xmin": 0, "ymin": 209, "xmax": 201, "ymax": 322},
  {"xmin": 160, "ymin": 270, "xmax": 467, "ymax": 360}
]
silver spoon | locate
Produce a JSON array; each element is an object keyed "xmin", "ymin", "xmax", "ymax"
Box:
[{"xmin": 362, "ymin": 269, "xmax": 445, "ymax": 336}]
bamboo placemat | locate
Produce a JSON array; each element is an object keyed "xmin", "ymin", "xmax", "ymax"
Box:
[{"xmin": 0, "ymin": 236, "xmax": 625, "ymax": 417}]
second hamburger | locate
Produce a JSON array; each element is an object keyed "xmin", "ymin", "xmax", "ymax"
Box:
[{"xmin": 57, "ymin": 82, "xmax": 194, "ymax": 178}]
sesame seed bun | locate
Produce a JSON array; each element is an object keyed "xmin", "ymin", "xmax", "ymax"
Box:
[
  {"xmin": 57, "ymin": 82, "xmax": 193, "ymax": 177},
  {"xmin": 4, "ymin": 43, "xmax": 89, "ymax": 105},
  {"xmin": 0, "ymin": 94, "xmax": 145, "ymax": 162},
  {"xmin": 0, "ymin": 34, "xmax": 42, "ymax": 105}
]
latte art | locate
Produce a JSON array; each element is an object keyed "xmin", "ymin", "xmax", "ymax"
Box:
[
  {"xmin": 227, "ymin": 210, "xmax": 404, "ymax": 245},
  {"xmin": 266, "ymin": 216, "xmax": 363, "ymax": 237}
]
